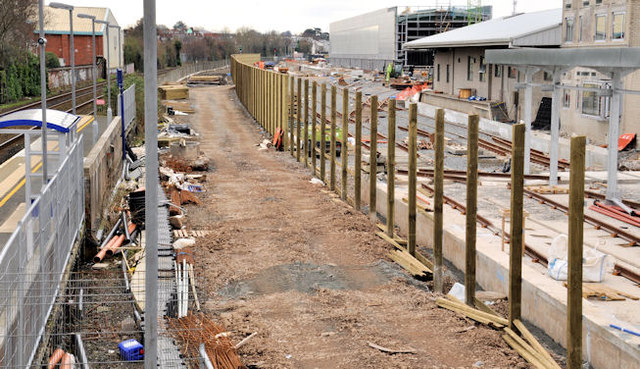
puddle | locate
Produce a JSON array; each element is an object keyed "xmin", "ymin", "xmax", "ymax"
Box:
[{"xmin": 217, "ymin": 260, "xmax": 410, "ymax": 299}]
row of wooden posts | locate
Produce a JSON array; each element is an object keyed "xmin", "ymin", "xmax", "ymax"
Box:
[{"xmin": 231, "ymin": 56, "xmax": 587, "ymax": 368}]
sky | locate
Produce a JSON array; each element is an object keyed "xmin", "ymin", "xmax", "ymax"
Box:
[{"xmin": 51, "ymin": 0, "xmax": 562, "ymax": 33}]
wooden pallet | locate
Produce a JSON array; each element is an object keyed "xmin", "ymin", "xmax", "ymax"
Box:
[
  {"xmin": 525, "ymin": 185, "xmax": 569, "ymax": 194},
  {"xmin": 563, "ymin": 282, "xmax": 640, "ymax": 301},
  {"xmin": 172, "ymin": 230, "xmax": 211, "ymax": 239}
]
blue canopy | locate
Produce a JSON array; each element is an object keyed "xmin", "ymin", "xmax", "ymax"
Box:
[{"xmin": 0, "ymin": 109, "xmax": 80, "ymax": 133}]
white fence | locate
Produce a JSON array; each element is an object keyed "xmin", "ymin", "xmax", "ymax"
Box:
[
  {"xmin": 118, "ymin": 84, "xmax": 137, "ymax": 129},
  {"xmin": 0, "ymin": 136, "xmax": 84, "ymax": 367}
]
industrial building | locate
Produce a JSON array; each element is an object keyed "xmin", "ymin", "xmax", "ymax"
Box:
[
  {"xmin": 329, "ymin": 5, "xmax": 492, "ymax": 71},
  {"xmin": 40, "ymin": 6, "xmax": 122, "ymax": 69},
  {"xmin": 404, "ymin": 9, "xmax": 562, "ymax": 122}
]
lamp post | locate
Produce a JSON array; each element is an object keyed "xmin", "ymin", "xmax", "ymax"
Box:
[
  {"xmin": 77, "ymin": 13, "xmax": 98, "ymax": 142},
  {"xmin": 38, "ymin": 0, "xmax": 48, "ymax": 183},
  {"xmin": 110, "ymin": 24, "xmax": 125, "ymax": 161},
  {"xmin": 50, "ymin": 2, "xmax": 75, "ymax": 114},
  {"xmin": 94, "ymin": 19, "xmax": 112, "ymax": 124}
]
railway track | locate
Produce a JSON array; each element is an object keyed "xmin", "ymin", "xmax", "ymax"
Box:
[{"xmin": 0, "ymin": 83, "xmax": 105, "ymax": 163}]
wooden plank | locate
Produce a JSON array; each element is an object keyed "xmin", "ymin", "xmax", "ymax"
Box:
[
  {"xmin": 514, "ymin": 320, "xmax": 561, "ymax": 369},
  {"xmin": 330, "ymin": 85, "xmax": 337, "ymax": 191},
  {"xmin": 433, "ymin": 108, "xmax": 445, "ymax": 293},
  {"xmin": 354, "ymin": 91, "xmax": 362, "ymax": 211},
  {"xmin": 509, "ymin": 123, "xmax": 525, "ymax": 328},
  {"xmin": 407, "ymin": 104, "xmax": 417, "ymax": 256},
  {"xmin": 567, "ymin": 136, "xmax": 585, "ymax": 369},
  {"xmin": 387, "ymin": 99, "xmax": 396, "ymax": 237},
  {"xmin": 369, "ymin": 95, "xmax": 378, "ymax": 222},
  {"xmin": 466, "ymin": 115, "xmax": 479, "ymax": 306}
]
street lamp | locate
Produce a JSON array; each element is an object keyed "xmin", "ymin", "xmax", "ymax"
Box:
[
  {"xmin": 94, "ymin": 19, "xmax": 112, "ymax": 125},
  {"xmin": 77, "ymin": 13, "xmax": 98, "ymax": 143},
  {"xmin": 49, "ymin": 2, "xmax": 76, "ymax": 114},
  {"xmin": 37, "ymin": 0, "xmax": 48, "ymax": 183}
]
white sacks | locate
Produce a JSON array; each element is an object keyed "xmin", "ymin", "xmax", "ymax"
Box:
[{"xmin": 547, "ymin": 234, "xmax": 614, "ymax": 282}]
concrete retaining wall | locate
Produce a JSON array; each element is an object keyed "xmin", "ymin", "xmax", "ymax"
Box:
[
  {"xmin": 360, "ymin": 178, "xmax": 640, "ymax": 369},
  {"xmin": 416, "ymin": 101, "xmax": 609, "ymax": 170},
  {"xmin": 48, "ymin": 65, "xmax": 95, "ymax": 90},
  {"xmin": 83, "ymin": 116, "xmax": 124, "ymax": 238}
]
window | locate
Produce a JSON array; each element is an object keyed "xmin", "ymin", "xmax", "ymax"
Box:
[
  {"xmin": 507, "ymin": 66, "xmax": 517, "ymax": 79},
  {"xmin": 565, "ymin": 18, "xmax": 574, "ymax": 42},
  {"xmin": 612, "ymin": 13, "xmax": 625, "ymax": 40},
  {"xmin": 563, "ymin": 89, "xmax": 570, "ymax": 108},
  {"xmin": 565, "ymin": 2, "xmax": 571, "ymax": 9},
  {"xmin": 437, "ymin": 64, "xmax": 441, "ymax": 82},
  {"xmin": 579, "ymin": 16, "xmax": 583, "ymax": 41},
  {"xmin": 446, "ymin": 64, "xmax": 450, "ymax": 83},
  {"xmin": 479, "ymin": 56, "xmax": 486, "ymax": 82},
  {"xmin": 544, "ymin": 71, "xmax": 553, "ymax": 81},
  {"xmin": 595, "ymin": 14, "xmax": 606, "ymax": 41},
  {"xmin": 582, "ymin": 82, "xmax": 608, "ymax": 117},
  {"xmin": 467, "ymin": 56, "xmax": 474, "ymax": 81},
  {"xmin": 595, "ymin": 0, "xmax": 602, "ymax": 4},
  {"xmin": 495, "ymin": 65, "xmax": 502, "ymax": 78}
]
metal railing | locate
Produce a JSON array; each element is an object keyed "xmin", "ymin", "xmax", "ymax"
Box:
[
  {"xmin": 158, "ymin": 60, "xmax": 228, "ymax": 84},
  {"xmin": 118, "ymin": 83, "xmax": 137, "ymax": 129},
  {"xmin": 0, "ymin": 135, "xmax": 84, "ymax": 367}
]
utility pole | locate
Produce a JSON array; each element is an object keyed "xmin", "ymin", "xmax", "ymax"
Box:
[
  {"xmin": 50, "ymin": 3, "xmax": 76, "ymax": 114},
  {"xmin": 38, "ymin": 0, "xmax": 48, "ymax": 183},
  {"xmin": 77, "ymin": 13, "xmax": 98, "ymax": 143},
  {"xmin": 95, "ymin": 19, "xmax": 112, "ymax": 123}
]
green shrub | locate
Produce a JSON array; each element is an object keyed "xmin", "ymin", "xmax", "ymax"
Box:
[{"xmin": 45, "ymin": 52, "xmax": 60, "ymax": 69}]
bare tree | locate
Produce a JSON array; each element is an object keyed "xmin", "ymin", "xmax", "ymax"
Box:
[{"xmin": 0, "ymin": 0, "xmax": 37, "ymax": 59}]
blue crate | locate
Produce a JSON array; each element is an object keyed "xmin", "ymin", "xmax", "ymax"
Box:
[{"xmin": 118, "ymin": 339, "xmax": 144, "ymax": 361}]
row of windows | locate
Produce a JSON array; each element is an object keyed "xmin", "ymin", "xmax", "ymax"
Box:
[
  {"xmin": 435, "ymin": 62, "xmax": 518, "ymax": 83},
  {"xmin": 565, "ymin": 12, "xmax": 625, "ymax": 42},
  {"xmin": 566, "ymin": 0, "xmax": 605, "ymax": 9},
  {"xmin": 562, "ymin": 83, "xmax": 610, "ymax": 119}
]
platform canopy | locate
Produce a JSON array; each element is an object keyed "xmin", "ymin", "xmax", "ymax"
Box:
[
  {"xmin": 485, "ymin": 47, "xmax": 640, "ymax": 72},
  {"xmin": 0, "ymin": 109, "xmax": 80, "ymax": 133}
]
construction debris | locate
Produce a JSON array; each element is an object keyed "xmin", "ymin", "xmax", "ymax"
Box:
[
  {"xmin": 368, "ymin": 341, "xmax": 416, "ymax": 355},
  {"xmin": 159, "ymin": 84, "xmax": 189, "ymax": 100}
]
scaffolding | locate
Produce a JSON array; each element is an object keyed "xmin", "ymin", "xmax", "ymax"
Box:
[{"xmin": 396, "ymin": 5, "xmax": 492, "ymax": 67}]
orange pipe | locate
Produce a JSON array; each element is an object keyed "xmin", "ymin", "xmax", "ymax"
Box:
[
  {"xmin": 94, "ymin": 234, "xmax": 119, "ymax": 263},
  {"xmin": 106, "ymin": 223, "xmax": 135, "ymax": 256},
  {"xmin": 47, "ymin": 348, "xmax": 64, "ymax": 369}
]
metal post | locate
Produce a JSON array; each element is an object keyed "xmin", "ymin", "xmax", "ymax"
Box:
[
  {"xmin": 523, "ymin": 68, "xmax": 535, "ymax": 174},
  {"xmin": 38, "ymin": 0, "xmax": 48, "ymax": 183},
  {"xmin": 509, "ymin": 123, "xmax": 525, "ymax": 328},
  {"xmin": 105, "ymin": 24, "xmax": 112, "ymax": 123},
  {"xmin": 386, "ymin": 99, "xmax": 396, "ymax": 237},
  {"xmin": 465, "ymin": 115, "xmax": 479, "ymax": 306},
  {"xmin": 407, "ymin": 104, "xmax": 417, "ymax": 256},
  {"xmin": 341, "ymin": 88, "xmax": 348, "ymax": 200},
  {"xmin": 143, "ymin": 0, "xmax": 158, "ymax": 366},
  {"xmin": 354, "ymin": 91, "xmax": 362, "ymax": 210},
  {"xmin": 91, "ymin": 19, "xmax": 97, "ymax": 143},
  {"xmin": 606, "ymin": 74, "xmax": 622, "ymax": 201},
  {"xmin": 69, "ymin": 9, "xmax": 76, "ymax": 114},
  {"xmin": 434, "ymin": 109, "xmax": 445, "ymax": 293},
  {"xmin": 369, "ymin": 95, "xmax": 378, "ymax": 222},
  {"xmin": 549, "ymin": 70, "xmax": 561, "ymax": 186},
  {"xmin": 567, "ymin": 136, "xmax": 585, "ymax": 369}
]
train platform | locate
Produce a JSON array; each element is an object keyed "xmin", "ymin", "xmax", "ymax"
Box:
[{"xmin": 0, "ymin": 115, "xmax": 112, "ymax": 245}]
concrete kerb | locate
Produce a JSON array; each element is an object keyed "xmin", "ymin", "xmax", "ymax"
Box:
[
  {"xmin": 360, "ymin": 177, "xmax": 640, "ymax": 369},
  {"xmin": 416, "ymin": 101, "xmax": 609, "ymax": 170}
]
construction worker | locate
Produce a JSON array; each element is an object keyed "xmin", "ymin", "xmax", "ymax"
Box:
[{"xmin": 386, "ymin": 62, "xmax": 393, "ymax": 84}]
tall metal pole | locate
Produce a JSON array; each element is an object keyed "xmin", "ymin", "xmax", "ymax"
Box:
[
  {"xmin": 38, "ymin": 0, "xmax": 48, "ymax": 183},
  {"xmin": 91, "ymin": 20, "xmax": 97, "ymax": 142},
  {"xmin": 143, "ymin": 0, "xmax": 158, "ymax": 367},
  {"xmin": 69, "ymin": 9, "xmax": 76, "ymax": 114},
  {"xmin": 106, "ymin": 24, "xmax": 112, "ymax": 123}
]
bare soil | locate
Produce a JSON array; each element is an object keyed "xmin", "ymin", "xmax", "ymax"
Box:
[{"xmin": 185, "ymin": 85, "xmax": 530, "ymax": 369}]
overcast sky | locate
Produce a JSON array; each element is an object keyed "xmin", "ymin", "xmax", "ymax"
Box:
[{"xmin": 52, "ymin": 0, "xmax": 561, "ymax": 33}]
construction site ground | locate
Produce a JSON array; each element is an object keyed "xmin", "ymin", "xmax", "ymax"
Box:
[{"xmin": 180, "ymin": 85, "xmax": 539, "ymax": 368}]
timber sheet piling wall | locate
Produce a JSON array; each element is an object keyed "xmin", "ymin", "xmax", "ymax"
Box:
[{"xmin": 229, "ymin": 55, "xmax": 640, "ymax": 369}]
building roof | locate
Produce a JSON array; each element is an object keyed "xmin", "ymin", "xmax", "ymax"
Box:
[
  {"xmin": 404, "ymin": 8, "xmax": 561, "ymax": 49},
  {"xmin": 40, "ymin": 6, "xmax": 112, "ymax": 35}
]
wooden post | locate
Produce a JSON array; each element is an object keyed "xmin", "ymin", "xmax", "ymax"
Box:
[
  {"xmin": 369, "ymin": 95, "xmax": 378, "ymax": 222},
  {"xmin": 341, "ymin": 88, "xmax": 349, "ymax": 200},
  {"xmin": 386, "ymin": 99, "xmax": 396, "ymax": 237},
  {"xmin": 407, "ymin": 104, "xmax": 417, "ymax": 256},
  {"xmin": 296, "ymin": 78, "xmax": 302, "ymax": 162},
  {"xmin": 509, "ymin": 123, "xmax": 525, "ymax": 328},
  {"xmin": 304, "ymin": 79, "xmax": 309, "ymax": 167},
  {"xmin": 465, "ymin": 115, "xmax": 479, "ymax": 306},
  {"xmin": 354, "ymin": 92, "xmax": 362, "ymax": 211},
  {"xmin": 320, "ymin": 84, "xmax": 327, "ymax": 182},
  {"xmin": 311, "ymin": 81, "xmax": 317, "ymax": 175},
  {"xmin": 330, "ymin": 85, "xmax": 337, "ymax": 191},
  {"xmin": 289, "ymin": 76, "xmax": 295, "ymax": 155},
  {"xmin": 433, "ymin": 109, "xmax": 445, "ymax": 293},
  {"xmin": 567, "ymin": 136, "xmax": 585, "ymax": 369}
]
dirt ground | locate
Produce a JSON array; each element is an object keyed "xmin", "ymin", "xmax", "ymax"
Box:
[{"xmin": 185, "ymin": 85, "xmax": 531, "ymax": 369}]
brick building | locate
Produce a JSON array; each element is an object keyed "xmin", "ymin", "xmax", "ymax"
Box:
[
  {"xmin": 39, "ymin": 6, "xmax": 122, "ymax": 70},
  {"xmin": 560, "ymin": 0, "xmax": 640, "ymax": 144}
]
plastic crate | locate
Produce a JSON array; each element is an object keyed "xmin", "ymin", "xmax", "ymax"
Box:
[{"xmin": 118, "ymin": 339, "xmax": 144, "ymax": 361}]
